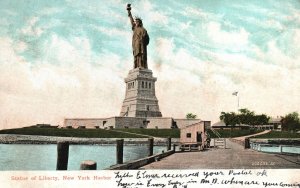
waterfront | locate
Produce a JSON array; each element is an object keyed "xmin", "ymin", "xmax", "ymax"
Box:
[{"xmin": 0, "ymin": 144, "xmax": 165, "ymax": 170}]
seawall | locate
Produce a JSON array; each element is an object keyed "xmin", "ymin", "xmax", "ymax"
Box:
[{"xmin": 0, "ymin": 134, "xmax": 180, "ymax": 145}]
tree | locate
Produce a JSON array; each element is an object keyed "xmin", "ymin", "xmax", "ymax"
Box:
[
  {"xmin": 255, "ymin": 114, "xmax": 270, "ymax": 125},
  {"xmin": 238, "ymin": 108, "xmax": 255, "ymax": 125},
  {"xmin": 219, "ymin": 108, "xmax": 270, "ymax": 126},
  {"xmin": 220, "ymin": 112, "xmax": 238, "ymax": 126},
  {"xmin": 281, "ymin": 112, "xmax": 300, "ymax": 131},
  {"xmin": 186, "ymin": 113, "xmax": 197, "ymax": 119}
]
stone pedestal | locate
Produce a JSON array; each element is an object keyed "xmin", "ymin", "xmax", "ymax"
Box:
[{"xmin": 120, "ymin": 68, "xmax": 162, "ymax": 117}]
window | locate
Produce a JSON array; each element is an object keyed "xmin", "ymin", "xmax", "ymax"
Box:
[
  {"xmin": 149, "ymin": 83, "xmax": 151, "ymax": 89},
  {"xmin": 103, "ymin": 121, "xmax": 107, "ymax": 126},
  {"xmin": 142, "ymin": 81, "xmax": 144, "ymax": 88},
  {"xmin": 186, "ymin": 133, "xmax": 191, "ymax": 138},
  {"xmin": 145, "ymin": 82, "xmax": 148, "ymax": 88}
]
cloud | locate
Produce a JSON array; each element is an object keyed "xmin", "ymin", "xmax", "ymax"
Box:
[
  {"xmin": 0, "ymin": 36, "xmax": 125, "ymax": 129},
  {"xmin": 137, "ymin": 0, "xmax": 169, "ymax": 25},
  {"xmin": 206, "ymin": 21, "xmax": 249, "ymax": 50},
  {"xmin": 0, "ymin": 37, "xmax": 26, "ymax": 63},
  {"xmin": 95, "ymin": 26, "xmax": 130, "ymax": 38},
  {"xmin": 183, "ymin": 7, "xmax": 211, "ymax": 19},
  {"xmin": 151, "ymin": 36, "xmax": 300, "ymax": 122},
  {"xmin": 20, "ymin": 17, "xmax": 43, "ymax": 37},
  {"xmin": 41, "ymin": 34, "xmax": 92, "ymax": 65}
]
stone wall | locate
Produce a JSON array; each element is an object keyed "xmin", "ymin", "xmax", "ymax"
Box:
[
  {"xmin": 64, "ymin": 118, "xmax": 108, "ymax": 129},
  {"xmin": 115, "ymin": 117, "xmax": 146, "ymax": 129},
  {"xmin": 63, "ymin": 117, "xmax": 204, "ymax": 129},
  {"xmin": 146, "ymin": 117, "xmax": 173, "ymax": 129}
]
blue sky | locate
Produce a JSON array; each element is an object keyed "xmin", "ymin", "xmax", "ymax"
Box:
[{"xmin": 0, "ymin": 0, "xmax": 300, "ymax": 128}]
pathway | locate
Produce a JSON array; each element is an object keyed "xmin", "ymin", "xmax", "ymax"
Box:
[{"xmin": 232, "ymin": 130, "xmax": 271, "ymax": 142}]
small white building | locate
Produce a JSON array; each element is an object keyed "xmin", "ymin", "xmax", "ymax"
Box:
[{"xmin": 179, "ymin": 121, "xmax": 209, "ymax": 151}]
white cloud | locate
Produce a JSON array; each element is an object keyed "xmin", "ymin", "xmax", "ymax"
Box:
[
  {"xmin": 180, "ymin": 21, "xmax": 192, "ymax": 31},
  {"xmin": 137, "ymin": 0, "xmax": 169, "ymax": 25},
  {"xmin": 42, "ymin": 35, "xmax": 92, "ymax": 65},
  {"xmin": 39, "ymin": 7, "xmax": 64, "ymax": 16},
  {"xmin": 255, "ymin": 40, "xmax": 300, "ymax": 69},
  {"xmin": 20, "ymin": 16, "xmax": 43, "ymax": 37},
  {"xmin": 207, "ymin": 21, "xmax": 249, "ymax": 50},
  {"xmin": 0, "ymin": 36, "xmax": 125, "ymax": 129},
  {"xmin": 150, "ymin": 36, "xmax": 300, "ymax": 123},
  {"xmin": 95, "ymin": 26, "xmax": 130, "ymax": 38},
  {"xmin": 14, "ymin": 41, "xmax": 28, "ymax": 53},
  {"xmin": 0, "ymin": 37, "xmax": 26, "ymax": 63},
  {"xmin": 183, "ymin": 7, "xmax": 210, "ymax": 19}
]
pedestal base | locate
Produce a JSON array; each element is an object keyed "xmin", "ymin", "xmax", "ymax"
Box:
[{"xmin": 120, "ymin": 68, "xmax": 162, "ymax": 117}]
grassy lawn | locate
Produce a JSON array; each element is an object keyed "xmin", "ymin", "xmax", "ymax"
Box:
[
  {"xmin": 252, "ymin": 131, "xmax": 300, "ymax": 138},
  {"xmin": 207, "ymin": 129, "xmax": 264, "ymax": 138},
  {"xmin": 0, "ymin": 127, "xmax": 148, "ymax": 138},
  {"xmin": 0, "ymin": 127, "xmax": 180, "ymax": 138},
  {"xmin": 115, "ymin": 128, "xmax": 180, "ymax": 138}
]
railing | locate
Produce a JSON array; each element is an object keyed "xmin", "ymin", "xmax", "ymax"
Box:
[
  {"xmin": 210, "ymin": 129, "xmax": 226, "ymax": 148},
  {"xmin": 211, "ymin": 128, "xmax": 221, "ymax": 138},
  {"xmin": 250, "ymin": 142, "xmax": 300, "ymax": 154},
  {"xmin": 213, "ymin": 138, "xmax": 226, "ymax": 149}
]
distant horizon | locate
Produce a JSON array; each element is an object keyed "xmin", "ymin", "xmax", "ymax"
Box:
[{"xmin": 1, "ymin": 0, "xmax": 300, "ymax": 129}]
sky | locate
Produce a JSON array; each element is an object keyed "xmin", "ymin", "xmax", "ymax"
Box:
[{"xmin": 0, "ymin": 0, "xmax": 300, "ymax": 129}]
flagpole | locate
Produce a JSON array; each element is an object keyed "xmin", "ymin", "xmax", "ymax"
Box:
[
  {"xmin": 238, "ymin": 95, "xmax": 239, "ymax": 110},
  {"xmin": 232, "ymin": 91, "xmax": 239, "ymax": 112}
]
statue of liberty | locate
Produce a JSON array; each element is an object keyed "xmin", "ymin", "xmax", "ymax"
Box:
[{"xmin": 126, "ymin": 4, "xmax": 149, "ymax": 69}]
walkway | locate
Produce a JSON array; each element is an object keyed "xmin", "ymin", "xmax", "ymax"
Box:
[
  {"xmin": 232, "ymin": 130, "xmax": 271, "ymax": 142},
  {"xmin": 142, "ymin": 139, "xmax": 300, "ymax": 169},
  {"xmin": 109, "ymin": 129, "xmax": 152, "ymax": 138}
]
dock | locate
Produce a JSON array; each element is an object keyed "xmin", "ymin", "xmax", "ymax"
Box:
[{"xmin": 141, "ymin": 139, "xmax": 300, "ymax": 169}]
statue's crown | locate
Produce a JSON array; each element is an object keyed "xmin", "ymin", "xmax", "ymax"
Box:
[{"xmin": 134, "ymin": 16, "xmax": 142, "ymax": 21}]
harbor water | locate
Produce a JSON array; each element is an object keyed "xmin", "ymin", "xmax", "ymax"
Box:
[{"xmin": 0, "ymin": 144, "xmax": 166, "ymax": 170}]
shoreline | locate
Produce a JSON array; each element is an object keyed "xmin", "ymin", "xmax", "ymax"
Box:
[{"xmin": 0, "ymin": 134, "xmax": 180, "ymax": 145}]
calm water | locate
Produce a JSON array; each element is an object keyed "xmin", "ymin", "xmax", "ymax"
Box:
[{"xmin": 0, "ymin": 144, "xmax": 166, "ymax": 170}]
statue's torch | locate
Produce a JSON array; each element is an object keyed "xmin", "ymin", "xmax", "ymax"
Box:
[{"xmin": 126, "ymin": 4, "xmax": 131, "ymax": 15}]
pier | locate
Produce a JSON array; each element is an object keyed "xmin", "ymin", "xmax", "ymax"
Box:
[{"xmin": 141, "ymin": 139, "xmax": 300, "ymax": 169}]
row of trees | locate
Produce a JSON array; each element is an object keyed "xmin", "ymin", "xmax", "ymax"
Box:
[
  {"xmin": 187, "ymin": 109, "xmax": 300, "ymax": 131},
  {"xmin": 219, "ymin": 108, "xmax": 300, "ymax": 131},
  {"xmin": 281, "ymin": 112, "xmax": 300, "ymax": 131},
  {"xmin": 219, "ymin": 108, "xmax": 270, "ymax": 126}
]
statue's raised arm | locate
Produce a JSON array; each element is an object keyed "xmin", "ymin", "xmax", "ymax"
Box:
[
  {"xmin": 126, "ymin": 4, "xmax": 149, "ymax": 69},
  {"xmin": 126, "ymin": 4, "xmax": 135, "ymax": 29}
]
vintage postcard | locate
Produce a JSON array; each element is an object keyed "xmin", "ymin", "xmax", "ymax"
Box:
[{"xmin": 0, "ymin": 0, "xmax": 299, "ymax": 187}]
